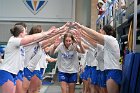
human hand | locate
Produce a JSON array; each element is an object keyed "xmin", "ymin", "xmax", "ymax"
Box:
[
  {"xmin": 54, "ymin": 36, "xmax": 61, "ymax": 48},
  {"xmin": 74, "ymin": 29, "xmax": 82, "ymax": 44}
]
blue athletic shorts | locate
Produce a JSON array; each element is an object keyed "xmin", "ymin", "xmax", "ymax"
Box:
[
  {"xmin": 105, "ymin": 69, "xmax": 122, "ymax": 85},
  {"xmin": 24, "ymin": 68, "xmax": 43, "ymax": 81},
  {"xmin": 0, "ymin": 70, "xmax": 17, "ymax": 85},
  {"xmin": 97, "ymin": 70, "xmax": 106, "ymax": 87},
  {"xmin": 58, "ymin": 71, "xmax": 77, "ymax": 83},
  {"xmin": 90, "ymin": 66, "xmax": 98, "ymax": 85},
  {"xmin": 23, "ymin": 68, "xmax": 33, "ymax": 81},
  {"xmin": 80, "ymin": 65, "xmax": 91, "ymax": 80},
  {"xmin": 15, "ymin": 70, "xmax": 24, "ymax": 81},
  {"xmin": 32, "ymin": 69, "xmax": 43, "ymax": 80}
]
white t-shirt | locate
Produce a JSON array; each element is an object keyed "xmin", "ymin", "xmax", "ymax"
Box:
[
  {"xmin": 104, "ymin": 35, "xmax": 122, "ymax": 70},
  {"xmin": 78, "ymin": 50, "xmax": 88, "ymax": 67},
  {"xmin": 0, "ymin": 36, "xmax": 25, "ymax": 74},
  {"xmin": 24, "ymin": 43, "xmax": 39, "ymax": 67},
  {"xmin": 85, "ymin": 47, "xmax": 98, "ymax": 67},
  {"xmin": 25, "ymin": 44, "xmax": 43, "ymax": 71},
  {"xmin": 96, "ymin": 44, "xmax": 104, "ymax": 71},
  {"xmin": 56, "ymin": 43, "xmax": 79, "ymax": 73},
  {"xmin": 39, "ymin": 49, "xmax": 48, "ymax": 69}
]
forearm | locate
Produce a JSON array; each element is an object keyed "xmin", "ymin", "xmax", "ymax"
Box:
[
  {"xmin": 41, "ymin": 42, "xmax": 53, "ymax": 49},
  {"xmin": 49, "ymin": 44, "xmax": 57, "ymax": 55},
  {"xmin": 21, "ymin": 32, "xmax": 48, "ymax": 45},
  {"xmin": 40, "ymin": 34, "xmax": 60, "ymax": 47},
  {"xmin": 81, "ymin": 30, "xmax": 97, "ymax": 47},
  {"xmin": 79, "ymin": 25, "xmax": 104, "ymax": 45},
  {"xmin": 78, "ymin": 42, "xmax": 85, "ymax": 53}
]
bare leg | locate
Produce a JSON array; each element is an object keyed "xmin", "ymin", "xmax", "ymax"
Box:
[
  {"xmin": 90, "ymin": 84, "xmax": 99, "ymax": 93},
  {"xmin": 82, "ymin": 79, "xmax": 90, "ymax": 93},
  {"xmin": 106, "ymin": 79, "xmax": 119, "ymax": 93},
  {"xmin": 100, "ymin": 87, "xmax": 108, "ymax": 93},
  {"xmin": 28, "ymin": 75, "xmax": 42, "ymax": 93},
  {"xmin": 60, "ymin": 81, "xmax": 68, "ymax": 93},
  {"xmin": 0, "ymin": 86, "xmax": 2, "ymax": 93},
  {"xmin": 82, "ymin": 80, "xmax": 86, "ymax": 93},
  {"xmin": 15, "ymin": 79, "xmax": 24, "ymax": 93},
  {"xmin": 1, "ymin": 80, "xmax": 16, "ymax": 93},
  {"xmin": 68, "ymin": 83, "xmax": 76, "ymax": 93},
  {"xmin": 22, "ymin": 77, "xmax": 30, "ymax": 93}
]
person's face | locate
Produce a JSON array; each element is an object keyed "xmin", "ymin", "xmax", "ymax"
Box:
[
  {"xmin": 99, "ymin": 29, "xmax": 106, "ymax": 35},
  {"xmin": 64, "ymin": 36, "xmax": 73, "ymax": 48}
]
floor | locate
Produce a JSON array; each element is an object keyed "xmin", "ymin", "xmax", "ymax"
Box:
[{"xmin": 40, "ymin": 77, "xmax": 83, "ymax": 93}]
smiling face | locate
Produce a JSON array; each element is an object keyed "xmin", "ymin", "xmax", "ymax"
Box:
[
  {"xmin": 63, "ymin": 33, "xmax": 74, "ymax": 49},
  {"xmin": 64, "ymin": 36, "xmax": 73, "ymax": 48}
]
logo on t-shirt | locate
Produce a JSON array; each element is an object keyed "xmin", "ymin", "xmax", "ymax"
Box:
[
  {"xmin": 20, "ymin": 47, "xmax": 25, "ymax": 56},
  {"xmin": 61, "ymin": 53, "xmax": 74, "ymax": 59}
]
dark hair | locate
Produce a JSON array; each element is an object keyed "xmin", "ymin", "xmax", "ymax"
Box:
[
  {"xmin": 103, "ymin": 25, "xmax": 116, "ymax": 38},
  {"xmin": 10, "ymin": 25, "xmax": 25, "ymax": 37},
  {"xmin": 29, "ymin": 25, "xmax": 43, "ymax": 35},
  {"xmin": 63, "ymin": 33, "xmax": 75, "ymax": 47},
  {"xmin": 15, "ymin": 22, "xmax": 27, "ymax": 28}
]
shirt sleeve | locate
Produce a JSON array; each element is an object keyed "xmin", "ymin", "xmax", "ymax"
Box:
[
  {"xmin": 54, "ymin": 42, "xmax": 62, "ymax": 53},
  {"xmin": 10, "ymin": 37, "xmax": 22, "ymax": 47}
]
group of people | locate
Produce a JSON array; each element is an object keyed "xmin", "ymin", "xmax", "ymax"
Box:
[
  {"xmin": 0, "ymin": 22, "xmax": 122, "ymax": 93},
  {"xmin": 77, "ymin": 24, "xmax": 122, "ymax": 93}
]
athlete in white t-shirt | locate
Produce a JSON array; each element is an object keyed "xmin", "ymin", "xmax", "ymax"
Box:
[
  {"xmin": 50, "ymin": 31, "xmax": 85, "ymax": 93},
  {"xmin": 0, "ymin": 24, "xmax": 62, "ymax": 93},
  {"xmin": 23, "ymin": 41, "xmax": 42, "ymax": 93},
  {"xmin": 29, "ymin": 26, "xmax": 67, "ymax": 93},
  {"xmin": 81, "ymin": 40, "xmax": 99, "ymax": 93},
  {"xmin": 96, "ymin": 44, "xmax": 108, "ymax": 93},
  {"xmin": 74, "ymin": 23, "xmax": 122, "ymax": 93},
  {"xmin": 22, "ymin": 25, "xmax": 59, "ymax": 93}
]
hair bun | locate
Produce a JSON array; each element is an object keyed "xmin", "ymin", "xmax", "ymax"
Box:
[{"xmin": 10, "ymin": 27, "xmax": 14, "ymax": 35}]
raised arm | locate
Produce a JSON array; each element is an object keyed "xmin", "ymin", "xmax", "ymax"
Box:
[
  {"xmin": 20, "ymin": 31, "xmax": 49, "ymax": 45},
  {"xmin": 49, "ymin": 36, "xmax": 62, "ymax": 55},
  {"xmin": 40, "ymin": 26, "xmax": 68, "ymax": 48},
  {"xmin": 71, "ymin": 29, "xmax": 85, "ymax": 53},
  {"xmin": 40, "ymin": 33, "xmax": 60, "ymax": 49},
  {"xmin": 74, "ymin": 22, "xmax": 104, "ymax": 45},
  {"xmin": 80, "ymin": 28, "xmax": 97, "ymax": 47}
]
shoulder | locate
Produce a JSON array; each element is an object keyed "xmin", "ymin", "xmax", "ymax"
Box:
[
  {"xmin": 104, "ymin": 35, "xmax": 117, "ymax": 44},
  {"xmin": 8, "ymin": 37, "xmax": 22, "ymax": 47}
]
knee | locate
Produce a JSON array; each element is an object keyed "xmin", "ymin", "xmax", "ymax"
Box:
[{"xmin": 22, "ymin": 85, "xmax": 29, "ymax": 91}]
